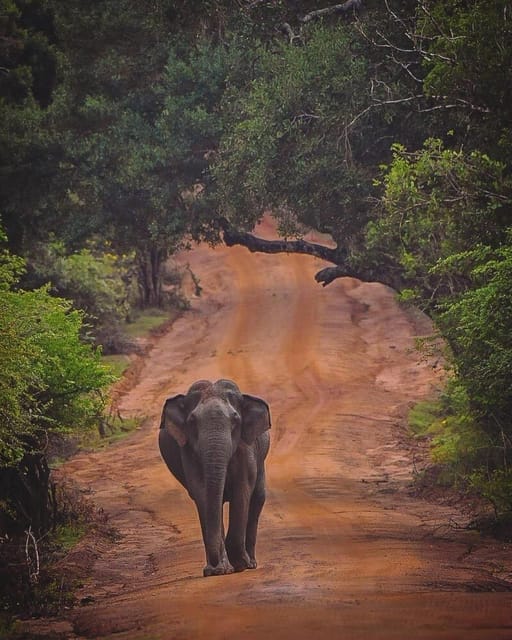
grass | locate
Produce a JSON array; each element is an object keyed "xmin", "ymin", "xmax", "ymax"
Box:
[
  {"xmin": 82, "ymin": 415, "xmax": 143, "ymax": 450},
  {"xmin": 101, "ymin": 307, "xmax": 179, "ymax": 375},
  {"xmin": 52, "ymin": 523, "xmax": 87, "ymax": 552},
  {"xmin": 102, "ymin": 353, "xmax": 131, "ymax": 377},
  {"xmin": 124, "ymin": 307, "xmax": 173, "ymax": 338},
  {"xmin": 408, "ymin": 398, "xmax": 444, "ymax": 436}
]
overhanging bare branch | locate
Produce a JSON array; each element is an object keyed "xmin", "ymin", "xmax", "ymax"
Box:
[
  {"xmin": 301, "ymin": 0, "xmax": 362, "ymax": 23},
  {"xmin": 223, "ymin": 226, "xmax": 340, "ymax": 264},
  {"xmin": 219, "ymin": 219, "xmax": 400, "ymax": 289}
]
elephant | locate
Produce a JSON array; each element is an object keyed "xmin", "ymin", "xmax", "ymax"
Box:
[{"xmin": 158, "ymin": 378, "xmax": 271, "ymax": 577}]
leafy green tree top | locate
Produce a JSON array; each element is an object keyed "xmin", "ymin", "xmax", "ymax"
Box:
[
  {"xmin": 364, "ymin": 138, "xmax": 512, "ymax": 302},
  {"xmin": 214, "ymin": 23, "xmax": 376, "ymax": 242},
  {"xmin": 0, "ymin": 233, "xmax": 115, "ymax": 466}
]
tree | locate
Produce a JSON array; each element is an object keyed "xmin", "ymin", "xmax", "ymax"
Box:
[
  {"xmin": 437, "ymin": 243, "xmax": 512, "ymax": 434},
  {"xmin": 212, "ymin": 11, "xmax": 434, "ymax": 286},
  {"xmin": 214, "ymin": 22, "xmax": 377, "ymax": 257},
  {"xmin": 0, "ymin": 0, "xmax": 60, "ymax": 252},
  {"xmin": 213, "ymin": 2, "xmax": 512, "ymax": 283},
  {"xmin": 43, "ymin": 2, "xmax": 244, "ymax": 306},
  {"xmin": 362, "ymin": 138, "xmax": 512, "ymax": 303},
  {"xmin": 418, "ymin": 0, "xmax": 512, "ymax": 157},
  {"xmin": 106, "ymin": 39, "xmax": 233, "ymax": 306},
  {"xmin": 0, "ymin": 231, "xmax": 114, "ymax": 534},
  {"xmin": 27, "ymin": 240, "xmax": 136, "ymax": 352}
]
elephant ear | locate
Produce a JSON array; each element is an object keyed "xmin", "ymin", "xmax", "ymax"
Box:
[
  {"xmin": 160, "ymin": 394, "xmax": 188, "ymax": 447},
  {"xmin": 241, "ymin": 394, "xmax": 271, "ymax": 445}
]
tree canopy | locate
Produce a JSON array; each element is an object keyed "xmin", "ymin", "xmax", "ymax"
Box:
[{"xmin": 2, "ymin": 0, "xmax": 512, "ymax": 527}]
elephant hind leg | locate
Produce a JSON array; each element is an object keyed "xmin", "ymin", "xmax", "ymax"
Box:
[{"xmin": 245, "ymin": 478, "xmax": 266, "ymax": 569}]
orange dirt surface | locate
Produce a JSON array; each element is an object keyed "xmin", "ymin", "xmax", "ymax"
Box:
[{"xmin": 41, "ymin": 217, "xmax": 511, "ymax": 639}]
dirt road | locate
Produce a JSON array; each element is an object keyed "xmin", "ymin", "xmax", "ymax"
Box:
[{"xmin": 58, "ymin": 218, "xmax": 511, "ymax": 639}]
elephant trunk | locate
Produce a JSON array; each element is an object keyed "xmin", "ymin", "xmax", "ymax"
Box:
[{"xmin": 202, "ymin": 439, "xmax": 230, "ymax": 568}]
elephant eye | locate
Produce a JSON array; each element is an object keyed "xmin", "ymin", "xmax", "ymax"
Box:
[{"xmin": 187, "ymin": 412, "xmax": 198, "ymax": 432}]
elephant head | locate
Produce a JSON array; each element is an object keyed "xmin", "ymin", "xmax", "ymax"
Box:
[
  {"xmin": 161, "ymin": 379, "xmax": 270, "ymax": 451},
  {"xmin": 160, "ymin": 379, "xmax": 271, "ymax": 576}
]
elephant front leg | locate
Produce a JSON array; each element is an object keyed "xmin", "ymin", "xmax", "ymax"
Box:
[
  {"xmin": 225, "ymin": 495, "xmax": 252, "ymax": 572},
  {"xmin": 203, "ymin": 553, "xmax": 233, "ymax": 577},
  {"xmin": 196, "ymin": 500, "xmax": 233, "ymax": 577},
  {"xmin": 204, "ymin": 517, "xmax": 233, "ymax": 577}
]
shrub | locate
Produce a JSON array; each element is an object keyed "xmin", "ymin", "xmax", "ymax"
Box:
[
  {"xmin": 0, "ymin": 233, "xmax": 115, "ymax": 534},
  {"xmin": 27, "ymin": 240, "xmax": 138, "ymax": 353}
]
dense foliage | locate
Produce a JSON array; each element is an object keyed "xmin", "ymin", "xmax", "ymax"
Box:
[
  {"xmin": 2, "ymin": 0, "xmax": 512, "ymax": 544},
  {"xmin": 0, "ymin": 234, "xmax": 113, "ymax": 532},
  {"xmin": 28, "ymin": 240, "xmax": 136, "ymax": 352},
  {"xmin": 216, "ymin": 23, "xmax": 375, "ymax": 239},
  {"xmin": 365, "ymin": 139, "xmax": 512, "ymax": 301}
]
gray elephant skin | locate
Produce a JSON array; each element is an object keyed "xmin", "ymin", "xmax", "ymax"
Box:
[{"xmin": 158, "ymin": 379, "xmax": 271, "ymax": 577}]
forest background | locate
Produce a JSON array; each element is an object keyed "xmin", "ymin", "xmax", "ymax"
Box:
[{"xmin": 1, "ymin": 0, "xmax": 511, "ymax": 617}]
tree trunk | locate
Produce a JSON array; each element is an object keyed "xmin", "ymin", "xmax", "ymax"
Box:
[
  {"xmin": 0, "ymin": 451, "xmax": 52, "ymax": 536},
  {"xmin": 137, "ymin": 246, "xmax": 167, "ymax": 308}
]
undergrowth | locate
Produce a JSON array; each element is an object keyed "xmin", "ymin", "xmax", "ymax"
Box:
[
  {"xmin": 0, "ymin": 482, "xmax": 96, "ymax": 625},
  {"xmin": 1, "ymin": 356, "xmax": 143, "ymax": 631},
  {"xmin": 48, "ymin": 414, "xmax": 143, "ymax": 467},
  {"xmin": 409, "ymin": 382, "xmax": 512, "ymax": 536}
]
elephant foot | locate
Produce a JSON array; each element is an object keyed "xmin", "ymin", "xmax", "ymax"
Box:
[
  {"xmin": 203, "ymin": 561, "xmax": 234, "ymax": 577},
  {"xmin": 230, "ymin": 551, "xmax": 256, "ymax": 573}
]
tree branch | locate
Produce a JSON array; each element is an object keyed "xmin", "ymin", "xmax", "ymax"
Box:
[
  {"xmin": 219, "ymin": 219, "xmax": 400, "ymax": 289},
  {"xmin": 223, "ymin": 226, "xmax": 340, "ymax": 264},
  {"xmin": 315, "ymin": 265, "xmax": 359, "ymax": 286},
  {"xmin": 280, "ymin": 22, "xmax": 303, "ymax": 44},
  {"xmin": 300, "ymin": 0, "xmax": 362, "ymax": 23}
]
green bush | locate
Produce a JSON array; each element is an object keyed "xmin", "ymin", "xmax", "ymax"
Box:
[
  {"xmin": 0, "ymin": 232, "xmax": 115, "ymax": 533},
  {"xmin": 468, "ymin": 469, "xmax": 512, "ymax": 523},
  {"xmin": 27, "ymin": 240, "xmax": 137, "ymax": 353},
  {"xmin": 436, "ymin": 243, "xmax": 512, "ymax": 434},
  {"xmin": 410, "ymin": 381, "xmax": 512, "ymax": 517}
]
